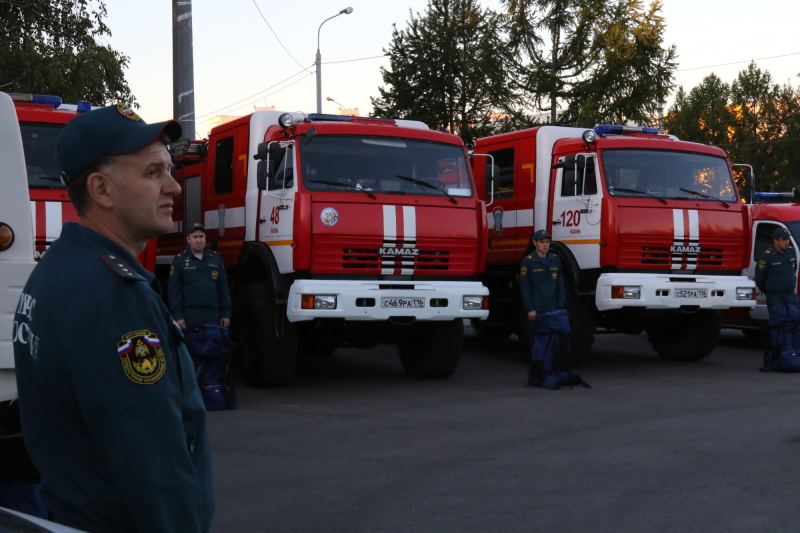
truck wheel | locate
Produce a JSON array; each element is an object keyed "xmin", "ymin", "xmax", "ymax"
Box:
[
  {"xmin": 236, "ymin": 281, "xmax": 297, "ymax": 387},
  {"xmin": 646, "ymin": 310, "xmax": 721, "ymax": 361},
  {"xmin": 398, "ymin": 320, "xmax": 463, "ymax": 378}
]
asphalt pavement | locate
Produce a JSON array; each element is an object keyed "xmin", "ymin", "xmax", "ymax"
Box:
[{"xmin": 207, "ymin": 328, "xmax": 800, "ymax": 533}]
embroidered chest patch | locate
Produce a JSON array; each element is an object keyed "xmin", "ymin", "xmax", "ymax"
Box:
[{"xmin": 117, "ymin": 330, "xmax": 166, "ymax": 384}]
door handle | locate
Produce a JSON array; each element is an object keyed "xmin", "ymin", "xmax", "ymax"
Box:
[{"xmin": 552, "ymin": 220, "xmax": 561, "ymax": 225}]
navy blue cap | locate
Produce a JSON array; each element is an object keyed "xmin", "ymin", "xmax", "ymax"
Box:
[
  {"xmin": 774, "ymin": 227, "xmax": 791, "ymax": 239},
  {"xmin": 533, "ymin": 229, "xmax": 551, "ymax": 241},
  {"xmin": 57, "ymin": 103, "xmax": 182, "ymax": 184},
  {"xmin": 188, "ymin": 223, "xmax": 205, "ymax": 234}
]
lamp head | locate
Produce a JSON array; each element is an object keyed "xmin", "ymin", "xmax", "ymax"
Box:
[{"xmin": 340, "ymin": 7, "xmax": 353, "ymax": 14}]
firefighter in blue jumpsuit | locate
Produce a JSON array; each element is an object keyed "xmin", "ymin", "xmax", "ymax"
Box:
[
  {"xmin": 168, "ymin": 223, "xmax": 232, "ymax": 331},
  {"xmin": 755, "ymin": 226, "xmax": 799, "ymax": 366},
  {"xmin": 520, "ymin": 229, "xmax": 568, "ymax": 386},
  {"xmin": 13, "ymin": 104, "xmax": 214, "ymax": 532}
]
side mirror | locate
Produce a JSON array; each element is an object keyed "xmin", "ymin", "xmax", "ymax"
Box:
[{"xmin": 256, "ymin": 161, "xmax": 268, "ymax": 190}]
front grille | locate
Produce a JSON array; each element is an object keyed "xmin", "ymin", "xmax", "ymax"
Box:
[{"xmin": 641, "ymin": 245, "xmax": 725, "ymax": 267}]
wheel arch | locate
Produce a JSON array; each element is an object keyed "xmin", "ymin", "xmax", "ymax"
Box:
[{"xmin": 235, "ymin": 241, "xmax": 285, "ymax": 297}]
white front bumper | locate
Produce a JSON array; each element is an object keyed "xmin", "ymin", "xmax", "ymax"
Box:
[
  {"xmin": 287, "ymin": 279, "xmax": 489, "ymax": 322},
  {"xmin": 595, "ymin": 273, "xmax": 756, "ymax": 312}
]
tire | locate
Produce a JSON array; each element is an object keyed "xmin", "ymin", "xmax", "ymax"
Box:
[
  {"xmin": 235, "ymin": 281, "xmax": 297, "ymax": 387},
  {"xmin": 646, "ymin": 309, "xmax": 721, "ymax": 361},
  {"xmin": 398, "ymin": 320, "xmax": 463, "ymax": 378}
]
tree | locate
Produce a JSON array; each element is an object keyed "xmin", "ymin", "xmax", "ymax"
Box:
[
  {"xmin": 0, "ymin": 0, "xmax": 134, "ymax": 105},
  {"xmin": 501, "ymin": 0, "xmax": 676, "ymax": 126},
  {"xmin": 664, "ymin": 63, "xmax": 800, "ymax": 193},
  {"xmin": 662, "ymin": 74, "xmax": 733, "ymax": 146},
  {"xmin": 371, "ymin": 0, "xmax": 516, "ymax": 147}
]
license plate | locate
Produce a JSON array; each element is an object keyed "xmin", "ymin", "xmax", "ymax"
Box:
[
  {"xmin": 381, "ymin": 297, "xmax": 425, "ymax": 309},
  {"xmin": 676, "ymin": 289, "xmax": 707, "ymax": 298}
]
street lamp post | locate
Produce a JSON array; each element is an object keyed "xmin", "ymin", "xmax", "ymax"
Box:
[{"xmin": 316, "ymin": 7, "xmax": 353, "ymax": 114}]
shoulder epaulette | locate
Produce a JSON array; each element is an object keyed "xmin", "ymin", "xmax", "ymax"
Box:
[
  {"xmin": 100, "ymin": 254, "xmax": 146, "ymax": 281},
  {"xmin": 525, "ymin": 254, "xmax": 532, "ymax": 260},
  {"xmin": 175, "ymin": 250, "xmax": 187, "ymax": 258}
]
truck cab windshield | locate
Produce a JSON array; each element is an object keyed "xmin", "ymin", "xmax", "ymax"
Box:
[
  {"xmin": 20, "ymin": 122, "xmax": 65, "ymax": 189},
  {"xmin": 602, "ymin": 149, "xmax": 737, "ymax": 203},
  {"xmin": 300, "ymin": 135, "xmax": 473, "ymax": 198}
]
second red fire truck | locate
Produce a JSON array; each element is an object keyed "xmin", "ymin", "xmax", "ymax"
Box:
[
  {"xmin": 158, "ymin": 111, "xmax": 489, "ymax": 387},
  {"xmin": 471, "ymin": 124, "xmax": 756, "ymax": 361}
]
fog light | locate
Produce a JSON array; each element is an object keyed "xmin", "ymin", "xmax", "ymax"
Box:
[
  {"xmin": 736, "ymin": 287, "xmax": 755, "ymax": 300},
  {"xmin": 301, "ymin": 294, "xmax": 337, "ymax": 309},
  {"xmin": 463, "ymin": 296, "xmax": 485, "ymax": 310},
  {"xmin": 611, "ymin": 286, "xmax": 641, "ymax": 299}
]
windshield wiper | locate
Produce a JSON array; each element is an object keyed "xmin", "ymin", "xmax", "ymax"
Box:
[
  {"xmin": 309, "ymin": 180, "xmax": 376, "ymax": 199},
  {"xmin": 610, "ymin": 187, "xmax": 667, "ymax": 204},
  {"xmin": 679, "ymin": 188, "xmax": 729, "ymax": 208},
  {"xmin": 394, "ymin": 174, "xmax": 457, "ymax": 204}
]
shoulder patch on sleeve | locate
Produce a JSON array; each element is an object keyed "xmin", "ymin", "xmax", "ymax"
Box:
[
  {"xmin": 117, "ymin": 330, "xmax": 166, "ymax": 384},
  {"xmin": 757, "ymin": 260, "xmax": 767, "ymax": 269},
  {"xmin": 100, "ymin": 255, "xmax": 146, "ymax": 281},
  {"xmin": 520, "ymin": 265, "xmax": 528, "ymax": 276}
]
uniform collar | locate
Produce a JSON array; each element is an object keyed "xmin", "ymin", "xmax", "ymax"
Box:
[{"xmin": 60, "ymin": 222, "xmax": 154, "ymax": 282}]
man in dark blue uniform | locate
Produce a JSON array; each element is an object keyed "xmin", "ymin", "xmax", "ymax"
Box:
[
  {"xmin": 755, "ymin": 226, "xmax": 799, "ymax": 368},
  {"xmin": 755, "ymin": 226, "xmax": 798, "ymax": 309},
  {"xmin": 12, "ymin": 104, "xmax": 214, "ymax": 532},
  {"xmin": 169, "ymin": 223, "xmax": 231, "ymax": 331},
  {"xmin": 520, "ymin": 229, "xmax": 571, "ymax": 387},
  {"xmin": 520, "ymin": 229, "xmax": 565, "ymax": 324}
]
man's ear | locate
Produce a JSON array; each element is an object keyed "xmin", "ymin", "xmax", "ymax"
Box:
[{"xmin": 85, "ymin": 171, "xmax": 115, "ymax": 209}]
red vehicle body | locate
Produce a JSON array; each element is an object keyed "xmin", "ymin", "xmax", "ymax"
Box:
[
  {"xmin": 158, "ymin": 111, "xmax": 489, "ymax": 386},
  {"xmin": 722, "ymin": 201, "xmax": 800, "ymax": 334},
  {"xmin": 12, "ymin": 94, "xmax": 156, "ymax": 270},
  {"xmin": 471, "ymin": 124, "xmax": 756, "ymax": 361}
]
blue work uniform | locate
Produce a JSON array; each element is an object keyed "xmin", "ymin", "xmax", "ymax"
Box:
[
  {"xmin": 13, "ymin": 222, "xmax": 214, "ymax": 533},
  {"xmin": 755, "ymin": 245, "xmax": 799, "ymax": 309},
  {"xmin": 169, "ymin": 249, "xmax": 232, "ymax": 330},
  {"xmin": 520, "ymin": 251, "xmax": 566, "ymax": 316}
]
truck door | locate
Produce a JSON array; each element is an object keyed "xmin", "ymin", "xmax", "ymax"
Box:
[
  {"xmin": 550, "ymin": 153, "xmax": 602, "ymax": 268},
  {"xmin": 480, "ymin": 146, "xmax": 526, "ymax": 264},
  {"xmin": 259, "ymin": 141, "xmax": 296, "ymax": 273}
]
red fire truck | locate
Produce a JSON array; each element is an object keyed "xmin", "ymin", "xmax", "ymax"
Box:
[
  {"xmin": 158, "ymin": 111, "xmax": 489, "ymax": 387},
  {"xmin": 471, "ymin": 124, "xmax": 756, "ymax": 361},
  {"xmin": 11, "ymin": 93, "xmax": 157, "ymax": 270},
  {"xmin": 11, "ymin": 94, "xmax": 90, "ymax": 260}
]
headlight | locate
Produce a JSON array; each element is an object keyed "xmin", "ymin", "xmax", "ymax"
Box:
[
  {"xmin": 463, "ymin": 295, "xmax": 487, "ymax": 310},
  {"xmin": 278, "ymin": 113, "xmax": 295, "ymax": 128},
  {"xmin": 736, "ymin": 287, "xmax": 755, "ymax": 300},
  {"xmin": 611, "ymin": 286, "xmax": 641, "ymax": 299},
  {"xmin": 301, "ymin": 294, "xmax": 337, "ymax": 310}
]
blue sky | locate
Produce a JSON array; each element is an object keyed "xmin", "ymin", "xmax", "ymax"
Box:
[{"xmin": 102, "ymin": 0, "xmax": 800, "ymax": 138}]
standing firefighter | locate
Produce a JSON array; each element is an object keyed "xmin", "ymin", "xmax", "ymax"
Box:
[
  {"xmin": 755, "ymin": 227, "xmax": 800, "ymax": 371},
  {"xmin": 169, "ymin": 223, "xmax": 232, "ymax": 331},
  {"xmin": 520, "ymin": 230, "xmax": 588, "ymax": 389},
  {"xmin": 169, "ymin": 223, "xmax": 236, "ymax": 410},
  {"xmin": 12, "ymin": 104, "xmax": 214, "ymax": 532}
]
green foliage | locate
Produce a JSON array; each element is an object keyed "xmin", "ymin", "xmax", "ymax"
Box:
[
  {"xmin": 371, "ymin": 0, "xmax": 517, "ymax": 147},
  {"xmin": 501, "ymin": 0, "xmax": 676, "ymax": 126},
  {"xmin": 665, "ymin": 62, "xmax": 800, "ymax": 193},
  {"xmin": 0, "ymin": 0, "xmax": 133, "ymax": 106}
]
